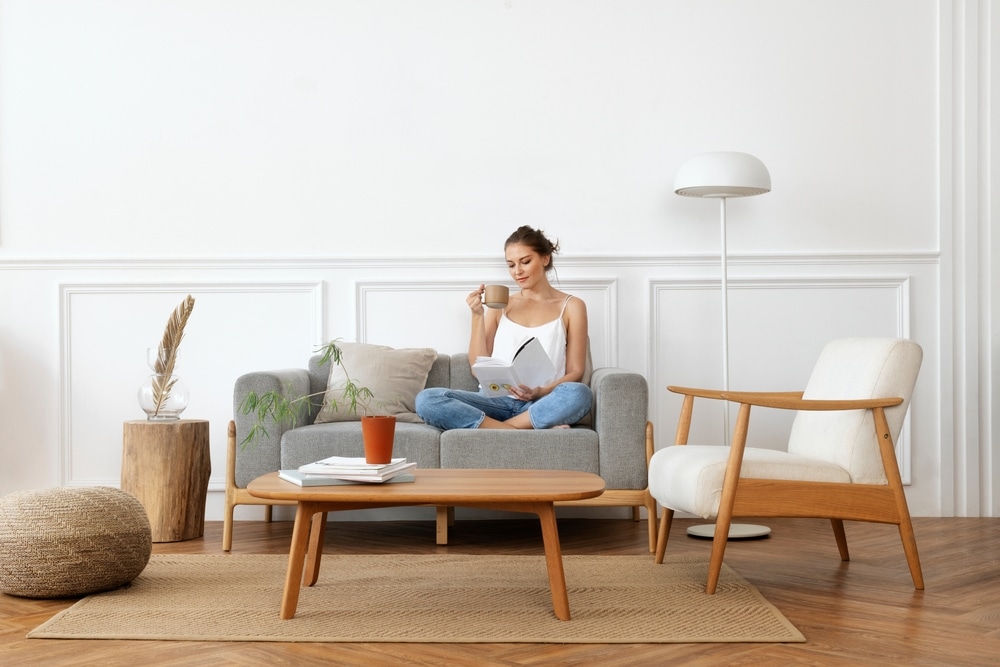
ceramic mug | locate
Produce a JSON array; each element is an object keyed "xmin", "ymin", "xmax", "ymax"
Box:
[{"xmin": 483, "ymin": 285, "xmax": 509, "ymax": 309}]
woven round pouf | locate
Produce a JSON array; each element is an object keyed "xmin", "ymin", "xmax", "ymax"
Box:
[{"xmin": 0, "ymin": 486, "xmax": 152, "ymax": 598}]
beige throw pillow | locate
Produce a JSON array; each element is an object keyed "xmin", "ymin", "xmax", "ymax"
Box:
[{"xmin": 314, "ymin": 342, "xmax": 438, "ymax": 424}]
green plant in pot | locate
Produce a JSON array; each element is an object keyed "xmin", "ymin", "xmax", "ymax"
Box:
[{"xmin": 238, "ymin": 339, "xmax": 396, "ymax": 464}]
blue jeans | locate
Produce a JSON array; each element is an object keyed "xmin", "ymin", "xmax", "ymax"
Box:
[{"xmin": 415, "ymin": 382, "xmax": 593, "ymax": 430}]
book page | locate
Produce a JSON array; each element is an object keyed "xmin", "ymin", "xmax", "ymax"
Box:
[{"xmin": 472, "ymin": 337, "xmax": 557, "ymax": 397}]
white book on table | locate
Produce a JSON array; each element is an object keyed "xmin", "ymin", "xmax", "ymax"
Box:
[
  {"xmin": 298, "ymin": 456, "xmax": 410, "ymax": 477},
  {"xmin": 279, "ymin": 469, "xmax": 416, "ymax": 486}
]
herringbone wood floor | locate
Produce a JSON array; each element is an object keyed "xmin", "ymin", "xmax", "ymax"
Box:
[{"xmin": 2, "ymin": 516, "xmax": 998, "ymax": 666}]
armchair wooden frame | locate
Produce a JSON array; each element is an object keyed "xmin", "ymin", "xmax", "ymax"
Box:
[{"xmin": 655, "ymin": 386, "xmax": 924, "ymax": 594}]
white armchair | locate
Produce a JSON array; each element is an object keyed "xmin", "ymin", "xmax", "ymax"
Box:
[{"xmin": 649, "ymin": 337, "xmax": 923, "ymax": 593}]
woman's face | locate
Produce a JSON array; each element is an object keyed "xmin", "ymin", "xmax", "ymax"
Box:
[{"xmin": 505, "ymin": 243, "xmax": 549, "ymax": 289}]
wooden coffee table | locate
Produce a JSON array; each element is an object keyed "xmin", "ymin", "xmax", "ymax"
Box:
[{"xmin": 247, "ymin": 468, "xmax": 605, "ymax": 620}]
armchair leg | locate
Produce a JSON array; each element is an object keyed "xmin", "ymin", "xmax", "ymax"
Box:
[
  {"xmin": 831, "ymin": 519, "xmax": 850, "ymax": 561},
  {"xmin": 706, "ymin": 516, "xmax": 733, "ymax": 595},
  {"xmin": 654, "ymin": 508, "xmax": 674, "ymax": 564},
  {"xmin": 898, "ymin": 518, "xmax": 925, "ymax": 590},
  {"xmin": 705, "ymin": 401, "xmax": 751, "ymax": 594},
  {"xmin": 873, "ymin": 405, "xmax": 925, "ymax": 590}
]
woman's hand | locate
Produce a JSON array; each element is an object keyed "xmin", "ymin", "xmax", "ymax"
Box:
[
  {"xmin": 467, "ymin": 284, "xmax": 486, "ymax": 315},
  {"xmin": 467, "ymin": 284, "xmax": 497, "ymax": 365},
  {"xmin": 508, "ymin": 384, "xmax": 544, "ymax": 401}
]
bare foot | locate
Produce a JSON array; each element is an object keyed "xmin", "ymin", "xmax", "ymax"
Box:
[{"xmin": 550, "ymin": 424, "xmax": 571, "ymax": 429}]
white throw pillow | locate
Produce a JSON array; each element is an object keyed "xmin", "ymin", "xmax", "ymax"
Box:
[{"xmin": 314, "ymin": 342, "xmax": 438, "ymax": 424}]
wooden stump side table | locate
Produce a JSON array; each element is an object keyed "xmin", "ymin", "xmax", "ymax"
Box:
[{"xmin": 121, "ymin": 419, "xmax": 211, "ymax": 543}]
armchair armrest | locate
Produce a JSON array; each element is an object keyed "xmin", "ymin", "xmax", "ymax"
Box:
[
  {"xmin": 591, "ymin": 367, "xmax": 649, "ymax": 489},
  {"xmin": 667, "ymin": 385, "xmax": 728, "ymax": 401},
  {"xmin": 232, "ymin": 368, "xmax": 312, "ymax": 488},
  {"xmin": 719, "ymin": 390, "xmax": 902, "ymax": 411}
]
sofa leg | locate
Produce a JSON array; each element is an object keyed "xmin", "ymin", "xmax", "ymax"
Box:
[
  {"xmin": 223, "ymin": 502, "xmax": 234, "ymax": 552},
  {"xmin": 645, "ymin": 494, "xmax": 658, "ymax": 553}
]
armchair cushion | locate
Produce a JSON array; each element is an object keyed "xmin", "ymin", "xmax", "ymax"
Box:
[
  {"xmin": 788, "ymin": 337, "xmax": 922, "ymax": 484},
  {"xmin": 650, "ymin": 445, "xmax": 851, "ymax": 518},
  {"xmin": 314, "ymin": 342, "xmax": 438, "ymax": 424}
]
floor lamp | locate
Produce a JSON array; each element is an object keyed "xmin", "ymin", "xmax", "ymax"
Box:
[{"xmin": 673, "ymin": 151, "xmax": 771, "ymax": 540}]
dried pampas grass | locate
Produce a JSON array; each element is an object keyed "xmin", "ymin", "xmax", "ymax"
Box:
[{"xmin": 151, "ymin": 295, "xmax": 195, "ymax": 417}]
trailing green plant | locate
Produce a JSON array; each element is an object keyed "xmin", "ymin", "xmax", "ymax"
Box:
[{"xmin": 238, "ymin": 339, "xmax": 375, "ymax": 448}]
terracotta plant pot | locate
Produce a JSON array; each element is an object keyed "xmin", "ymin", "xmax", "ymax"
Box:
[{"xmin": 361, "ymin": 415, "xmax": 397, "ymax": 464}]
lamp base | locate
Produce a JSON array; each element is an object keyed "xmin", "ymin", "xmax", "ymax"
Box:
[{"xmin": 686, "ymin": 523, "xmax": 771, "ymax": 540}]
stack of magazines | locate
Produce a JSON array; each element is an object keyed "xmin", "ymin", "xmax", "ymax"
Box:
[{"xmin": 278, "ymin": 456, "xmax": 417, "ymax": 486}]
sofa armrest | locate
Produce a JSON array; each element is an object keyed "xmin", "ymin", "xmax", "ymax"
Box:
[
  {"xmin": 590, "ymin": 367, "xmax": 649, "ymax": 489},
  {"xmin": 232, "ymin": 369, "xmax": 312, "ymax": 488}
]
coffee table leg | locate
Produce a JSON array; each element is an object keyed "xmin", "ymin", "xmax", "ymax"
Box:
[
  {"xmin": 534, "ymin": 502, "xmax": 571, "ymax": 621},
  {"xmin": 280, "ymin": 502, "xmax": 315, "ymax": 619},
  {"xmin": 303, "ymin": 511, "xmax": 327, "ymax": 587}
]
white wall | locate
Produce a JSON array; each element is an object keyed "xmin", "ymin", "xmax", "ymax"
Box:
[{"xmin": 0, "ymin": 1, "xmax": 994, "ymax": 519}]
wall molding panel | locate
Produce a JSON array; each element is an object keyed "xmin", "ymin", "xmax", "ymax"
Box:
[
  {"xmin": 7, "ymin": 251, "xmax": 939, "ymax": 518},
  {"xmin": 58, "ymin": 282, "xmax": 324, "ymax": 489},
  {"xmin": 649, "ymin": 274, "xmax": 915, "ymax": 484},
  {"xmin": 0, "ymin": 251, "xmax": 941, "ymax": 273}
]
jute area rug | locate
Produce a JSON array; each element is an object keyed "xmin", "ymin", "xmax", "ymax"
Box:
[{"xmin": 29, "ymin": 553, "xmax": 804, "ymax": 644}]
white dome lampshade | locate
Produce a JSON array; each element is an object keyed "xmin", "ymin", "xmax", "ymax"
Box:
[{"xmin": 674, "ymin": 151, "xmax": 771, "ymax": 198}]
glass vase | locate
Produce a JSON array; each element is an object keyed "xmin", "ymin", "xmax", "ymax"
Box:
[{"xmin": 137, "ymin": 373, "xmax": 190, "ymax": 421}]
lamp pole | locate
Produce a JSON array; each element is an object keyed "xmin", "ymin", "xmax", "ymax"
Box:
[{"xmin": 719, "ymin": 196, "xmax": 730, "ymax": 438}]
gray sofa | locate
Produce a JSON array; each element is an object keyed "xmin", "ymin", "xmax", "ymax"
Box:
[{"xmin": 224, "ymin": 352, "xmax": 655, "ymax": 551}]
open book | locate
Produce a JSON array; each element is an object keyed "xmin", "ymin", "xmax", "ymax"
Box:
[{"xmin": 473, "ymin": 337, "xmax": 557, "ymax": 397}]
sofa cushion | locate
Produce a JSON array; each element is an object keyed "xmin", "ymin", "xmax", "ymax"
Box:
[
  {"xmin": 449, "ymin": 353, "xmax": 482, "ymax": 392},
  {"xmin": 424, "ymin": 354, "xmax": 452, "ymax": 390},
  {"xmin": 314, "ymin": 342, "xmax": 438, "ymax": 424},
  {"xmin": 440, "ymin": 428, "xmax": 600, "ymax": 474},
  {"xmin": 306, "ymin": 352, "xmax": 452, "ymax": 422},
  {"xmin": 282, "ymin": 422, "xmax": 443, "ymax": 470}
]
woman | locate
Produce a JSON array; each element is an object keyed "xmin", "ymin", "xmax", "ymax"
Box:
[{"xmin": 415, "ymin": 226, "xmax": 593, "ymax": 429}]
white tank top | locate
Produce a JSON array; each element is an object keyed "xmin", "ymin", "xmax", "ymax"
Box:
[{"xmin": 491, "ymin": 295, "xmax": 572, "ymax": 381}]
